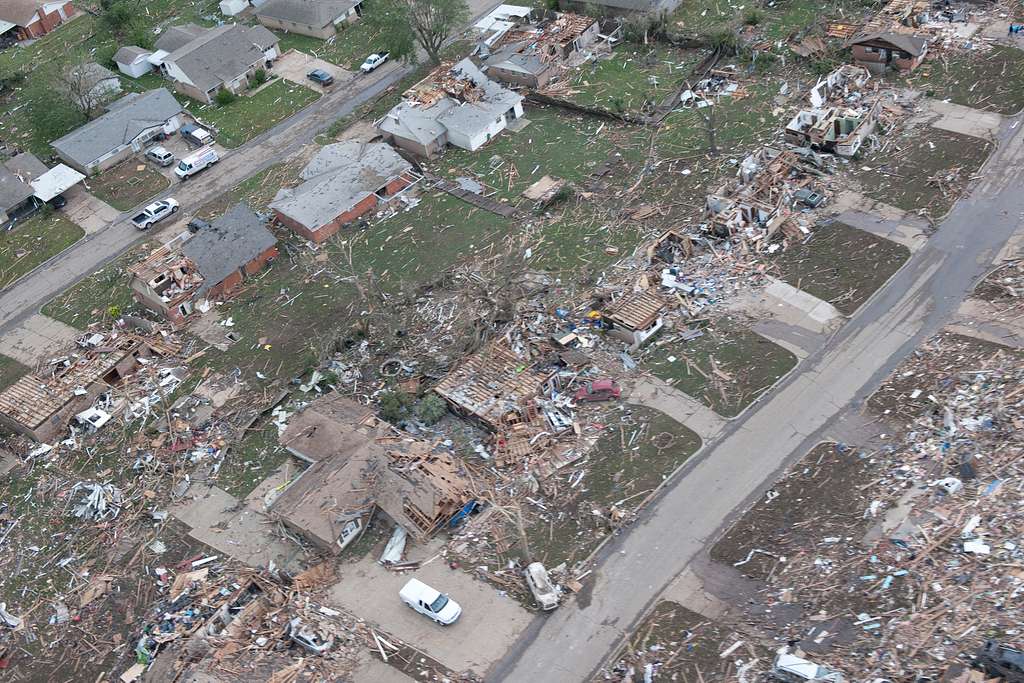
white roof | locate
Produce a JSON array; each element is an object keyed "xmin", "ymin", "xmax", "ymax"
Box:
[
  {"xmin": 147, "ymin": 49, "xmax": 170, "ymax": 66},
  {"xmin": 30, "ymin": 165, "xmax": 85, "ymax": 201},
  {"xmin": 0, "ymin": 20, "xmax": 17, "ymax": 34}
]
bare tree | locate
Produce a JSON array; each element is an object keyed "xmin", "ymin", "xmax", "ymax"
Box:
[{"xmin": 58, "ymin": 60, "xmax": 116, "ymax": 119}]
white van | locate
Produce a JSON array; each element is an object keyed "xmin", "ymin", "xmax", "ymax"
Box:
[
  {"xmin": 175, "ymin": 146, "xmax": 219, "ymax": 180},
  {"xmin": 399, "ymin": 578, "xmax": 462, "ymax": 626}
]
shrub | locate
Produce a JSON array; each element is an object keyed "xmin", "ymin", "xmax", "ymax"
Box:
[
  {"xmin": 415, "ymin": 394, "xmax": 448, "ymax": 425},
  {"xmin": 707, "ymin": 29, "xmax": 741, "ymax": 55},
  {"xmin": 379, "ymin": 390, "xmax": 412, "ymax": 422},
  {"xmin": 214, "ymin": 88, "xmax": 237, "ymax": 106},
  {"xmin": 742, "ymin": 8, "xmax": 763, "ymax": 25},
  {"xmin": 251, "ymin": 68, "xmax": 267, "ymax": 87}
]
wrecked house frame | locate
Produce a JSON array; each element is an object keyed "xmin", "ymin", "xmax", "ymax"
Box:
[
  {"xmin": 601, "ymin": 290, "xmax": 667, "ymax": 350},
  {"xmin": 784, "ymin": 101, "xmax": 880, "ymax": 157},
  {"xmin": 128, "ymin": 203, "xmax": 278, "ymax": 325},
  {"xmin": 476, "ymin": 7, "xmax": 606, "ymax": 89},
  {"xmin": 273, "ymin": 395, "xmax": 473, "ymax": 550},
  {"xmin": 433, "ymin": 339, "xmax": 559, "ymax": 432},
  {"xmin": 0, "ymin": 333, "xmax": 176, "ymax": 442}
]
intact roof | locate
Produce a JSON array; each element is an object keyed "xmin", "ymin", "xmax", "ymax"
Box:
[
  {"xmin": 52, "ymin": 89, "xmax": 182, "ymax": 167},
  {"xmin": 114, "ymin": 45, "xmax": 152, "ymax": 64},
  {"xmin": 5, "ymin": 153, "xmax": 47, "ymax": 181},
  {"xmin": 0, "ymin": 153, "xmax": 48, "ymax": 211},
  {"xmin": 270, "ymin": 141, "xmax": 413, "ymax": 231},
  {"xmin": 434, "ymin": 340, "xmax": 556, "ymax": 429},
  {"xmin": 255, "ymin": 0, "xmax": 359, "ymax": 28},
  {"xmin": 0, "ymin": 0, "xmax": 48, "ymax": 26},
  {"xmin": 851, "ymin": 31, "xmax": 928, "ymax": 55},
  {"xmin": 181, "ymin": 203, "xmax": 276, "ymax": 294},
  {"xmin": 154, "ymin": 23, "xmax": 208, "ymax": 53},
  {"xmin": 165, "ymin": 24, "xmax": 278, "ymax": 92}
]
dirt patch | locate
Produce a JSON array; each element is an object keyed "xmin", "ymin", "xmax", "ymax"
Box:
[
  {"xmin": 85, "ymin": 160, "xmax": 170, "ymax": 212},
  {"xmin": 641, "ymin": 317, "xmax": 798, "ymax": 418},
  {"xmin": 770, "ymin": 221, "xmax": 910, "ymax": 315},
  {"xmin": 602, "ymin": 601, "xmax": 767, "ymax": 681},
  {"xmin": 850, "ymin": 127, "xmax": 992, "ymax": 216}
]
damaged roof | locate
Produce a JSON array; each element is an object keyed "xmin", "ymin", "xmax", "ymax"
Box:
[
  {"xmin": 850, "ymin": 31, "xmax": 928, "ymax": 56},
  {"xmin": 269, "ymin": 141, "xmax": 413, "ymax": 231},
  {"xmin": 603, "ymin": 290, "xmax": 667, "ymax": 330},
  {"xmin": 434, "ymin": 340, "xmax": 556, "ymax": 429},
  {"xmin": 181, "ymin": 203, "xmax": 277, "ymax": 294}
]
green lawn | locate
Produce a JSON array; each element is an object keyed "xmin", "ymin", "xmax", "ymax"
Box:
[
  {"xmin": 642, "ymin": 317, "xmax": 798, "ymax": 417},
  {"xmin": 86, "ymin": 160, "xmax": 170, "ymax": 211},
  {"xmin": 186, "ymin": 78, "xmax": 320, "ymax": 148},
  {"xmin": 905, "ymin": 45, "xmax": 1024, "ymax": 115},
  {"xmin": 273, "ymin": 21, "xmax": 393, "ymax": 71},
  {"xmin": 41, "ymin": 246, "xmax": 147, "ymax": 329},
  {"xmin": 0, "ymin": 354, "xmax": 29, "ymax": 391},
  {"xmin": 431, "ymin": 105, "xmax": 640, "ymax": 201},
  {"xmin": 0, "ymin": 213, "xmax": 85, "ymax": 291},
  {"xmin": 771, "ymin": 222, "xmax": 910, "ymax": 315},
  {"xmin": 216, "ymin": 424, "xmax": 297, "ymax": 499},
  {"xmin": 567, "ymin": 45, "xmax": 701, "ymax": 115},
  {"xmin": 524, "ymin": 404, "xmax": 701, "ymax": 567},
  {"xmin": 850, "ymin": 127, "xmax": 992, "ymax": 215}
]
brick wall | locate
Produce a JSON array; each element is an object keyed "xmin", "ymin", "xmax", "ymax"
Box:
[{"xmin": 275, "ymin": 193, "xmax": 378, "ymax": 243}]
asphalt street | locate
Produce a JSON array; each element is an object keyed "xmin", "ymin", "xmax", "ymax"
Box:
[{"xmin": 490, "ymin": 112, "xmax": 1024, "ymax": 682}]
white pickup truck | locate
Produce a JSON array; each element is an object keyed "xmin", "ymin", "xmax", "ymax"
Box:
[
  {"xmin": 175, "ymin": 146, "xmax": 219, "ymax": 180},
  {"xmin": 360, "ymin": 52, "xmax": 389, "ymax": 73},
  {"xmin": 131, "ymin": 198, "xmax": 179, "ymax": 230},
  {"xmin": 399, "ymin": 578, "xmax": 461, "ymax": 626}
]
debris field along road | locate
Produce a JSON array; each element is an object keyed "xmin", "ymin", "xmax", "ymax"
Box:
[
  {"xmin": 0, "ymin": 65, "xmax": 406, "ymax": 336},
  {"xmin": 491, "ymin": 110, "xmax": 1024, "ymax": 683}
]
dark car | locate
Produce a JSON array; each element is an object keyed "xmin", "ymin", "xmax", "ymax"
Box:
[{"xmin": 307, "ymin": 69, "xmax": 334, "ymax": 86}]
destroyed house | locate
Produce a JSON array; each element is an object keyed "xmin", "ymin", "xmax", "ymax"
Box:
[
  {"xmin": 602, "ymin": 290, "xmax": 667, "ymax": 350},
  {"xmin": 128, "ymin": 203, "xmax": 278, "ymax": 325},
  {"xmin": 274, "ymin": 395, "xmax": 472, "ymax": 551},
  {"xmin": 477, "ymin": 8, "xmax": 602, "ymax": 89},
  {"xmin": 0, "ymin": 333, "xmax": 172, "ymax": 442},
  {"xmin": 849, "ymin": 31, "xmax": 928, "ymax": 73},
  {"xmin": 270, "ymin": 141, "xmax": 419, "ymax": 243},
  {"xmin": 784, "ymin": 102, "xmax": 879, "ymax": 157},
  {"xmin": 377, "ymin": 58, "xmax": 524, "ymax": 159},
  {"xmin": 433, "ymin": 340, "xmax": 558, "ymax": 431}
]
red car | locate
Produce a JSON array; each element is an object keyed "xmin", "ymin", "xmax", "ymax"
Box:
[{"xmin": 574, "ymin": 379, "xmax": 621, "ymax": 402}]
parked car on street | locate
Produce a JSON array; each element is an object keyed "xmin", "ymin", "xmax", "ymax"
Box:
[
  {"xmin": 525, "ymin": 562, "xmax": 559, "ymax": 611},
  {"xmin": 306, "ymin": 69, "xmax": 334, "ymax": 86},
  {"xmin": 181, "ymin": 124, "xmax": 214, "ymax": 147},
  {"xmin": 360, "ymin": 52, "xmax": 389, "ymax": 73},
  {"xmin": 145, "ymin": 146, "xmax": 175, "ymax": 167},
  {"xmin": 175, "ymin": 146, "xmax": 219, "ymax": 181},
  {"xmin": 131, "ymin": 198, "xmax": 178, "ymax": 230},
  {"xmin": 574, "ymin": 379, "xmax": 621, "ymax": 403},
  {"xmin": 399, "ymin": 578, "xmax": 461, "ymax": 626}
]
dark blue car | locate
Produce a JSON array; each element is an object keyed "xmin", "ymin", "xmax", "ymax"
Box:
[{"xmin": 307, "ymin": 69, "xmax": 334, "ymax": 86}]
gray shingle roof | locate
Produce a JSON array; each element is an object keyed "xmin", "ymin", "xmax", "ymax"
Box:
[
  {"xmin": 114, "ymin": 45, "xmax": 152, "ymax": 65},
  {"xmin": 165, "ymin": 24, "xmax": 278, "ymax": 93},
  {"xmin": 182, "ymin": 202, "xmax": 277, "ymax": 294},
  {"xmin": 154, "ymin": 23, "xmax": 208, "ymax": 53},
  {"xmin": 270, "ymin": 141, "xmax": 412, "ymax": 231},
  {"xmin": 51, "ymin": 89, "xmax": 183, "ymax": 168},
  {"xmin": 0, "ymin": 0, "xmax": 48, "ymax": 27},
  {"xmin": 255, "ymin": 0, "xmax": 360, "ymax": 28}
]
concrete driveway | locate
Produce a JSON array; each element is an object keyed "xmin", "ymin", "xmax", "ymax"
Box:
[
  {"xmin": 325, "ymin": 538, "xmax": 533, "ymax": 676},
  {"xmin": 63, "ymin": 185, "xmax": 120, "ymax": 235},
  {"xmin": 274, "ymin": 49, "xmax": 352, "ymax": 90}
]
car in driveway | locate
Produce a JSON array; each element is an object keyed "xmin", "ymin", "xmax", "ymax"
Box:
[
  {"xmin": 574, "ymin": 379, "xmax": 621, "ymax": 403},
  {"xmin": 131, "ymin": 198, "xmax": 178, "ymax": 230},
  {"xmin": 306, "ymin": 69, "xmax": 334, "ymax": 86},
  {"xmin": 360, "ymin": 52, "xmax": 389, "ymax": 73},
  {"xmin": 181, "ymin": 124, "xmax": 214, "ymax": 147},
  {"xmin": 399, "ymin": 578, "xmax": 462, "ymax": 626},
  {"xmin": 145, "ymin": 146, "xmax": 175, "ymax": 167}
]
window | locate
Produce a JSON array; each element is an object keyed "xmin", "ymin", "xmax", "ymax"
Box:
[{"xmin": 428, "ymin": 594, "xmax": 449, "ymax": 613}]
